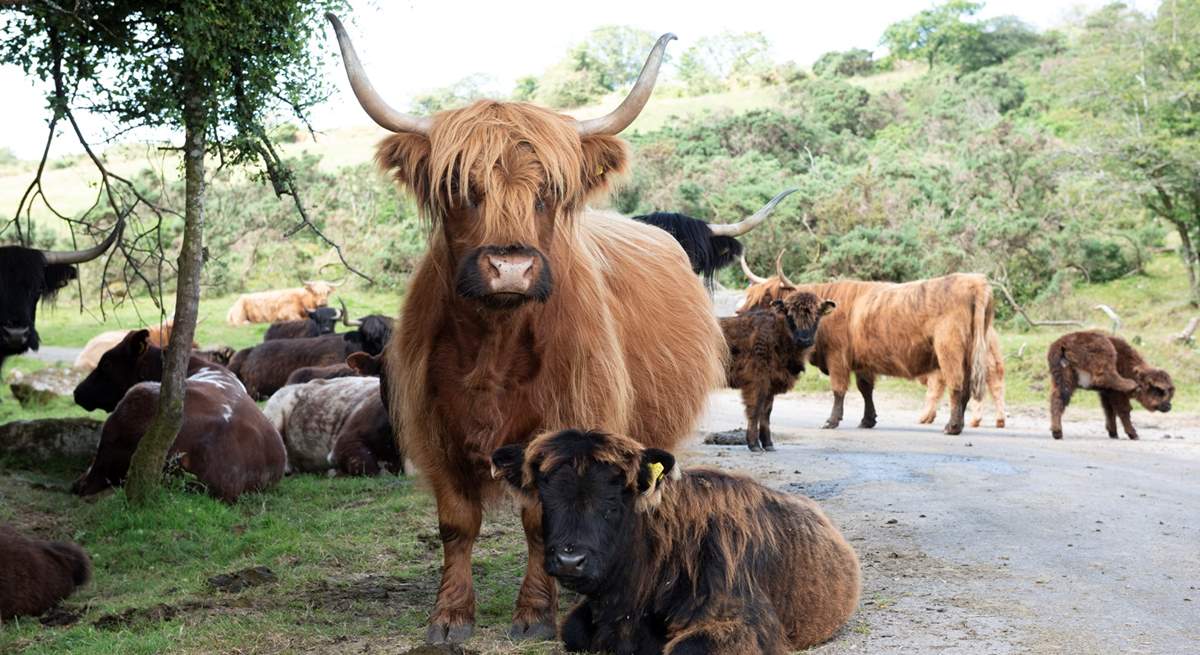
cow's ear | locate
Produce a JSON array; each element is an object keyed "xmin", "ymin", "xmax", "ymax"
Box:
[
  {"xmin": 819, "ymin": 299, "xmax": 837, "ymax": 316},
  {"xmin": 491, "ymin": 444, "xmax": 528, "ymax": 491},
  {"xmin": 128, "ymin": 329, "xmax": 151, "ymax": 355},
  {"xmin": 346, "ymin": 352, "xmax": 382, "ymax": 376},
  {"xmin": 636, "ymin": 448, "xmax": 676, "ymax": 495},
  {"xmin": 376, "ymin": 133, "xmax": 432, "ymax": 202},
  {"xmin": 43, "ymin": 264, "xmax": 77, "ymax": 297},
  {"xmin": 580, "ymin": 135, "xmax": 628, "ymax": 200}
]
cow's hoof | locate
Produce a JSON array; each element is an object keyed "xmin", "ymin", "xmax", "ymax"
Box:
[
  {"xmin": 763, "ymin": 444, "xmax": 776, "ymax": 452},
  {"xmin": 1051, "ymin": 430, "xmax": 1063, "ymax": 440},
  {"xmin": 968, "ymin": 419, "xmax": 982, "ymax": 428},
  {"xmin": 859, "ymin": 419, "xmax": 876, "ymax": 429},
  {"xmin": 996, "ymin": 419, "xmax": 1006, "ymax": 428},
  {"xmin": 1127, "ymin": 433, "xmax": 1139, "ymax": 441},
  {"xmin": 426, "ymin": 619, "xmax": 474, "ymax": 645},
  {"xmin": 822, "ymin": 421, "xmax": 839, "ymax": 430},
  {"xmin": 748, "ymin": 443, "xmax": 763, "ymax": 452},
  {"xmin": 510, "ymin": 618, "xmax": 557, "ymax": 641},
  {"xmin": 917, "ymin": 416, "xmax": 935, "ymax": 425},
  {"xmin": 943, "ymin": 424, "xmax": 964, "ymax": 436},
  {"xmin": 1108, "ymin": 432, "xmax": 1119, "ymax": 439}
]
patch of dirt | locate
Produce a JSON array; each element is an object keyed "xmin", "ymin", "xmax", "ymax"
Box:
[
  {"xmin": 93, "ymin": 600, "xmax": 216, "ymax": 630},
  {"xmin": 207, "ymin": 566, "xmax": 278, "ymax": 593},
  {"xmin": 38, "ymin": 606, "xmax": 82, "ymax": 627}
]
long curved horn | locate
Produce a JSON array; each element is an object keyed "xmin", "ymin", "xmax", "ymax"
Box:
[
  {"xmin": 326, "ymin": 13, "xmax": 432, "ymax": 135},
  {"xmin": 774, "ymin": 249, "xmax": 798, "ymax": 287},
  {"xmin": 317, "ymin": 262, "xmax": 348, "ymax": 287},
  {"xmin": 43, "ymin": 215, "xmax": 125, "ymax": 265},
  {"xmin": 739, "ymin": 254, "xmax": 768, "ymax": 284},
  {"xmin": 339, "ymin": 297, "xmax": 362, "ymax": 327},
  {"xmin": 575, "ymin": 33, "xmax": 676, "ymax": 136},
  {"xmin": 710, "ymin": 188, "xmax": 798, "ymax": 238}
]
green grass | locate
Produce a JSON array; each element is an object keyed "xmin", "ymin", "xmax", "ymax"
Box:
[{"xmin": 0, "ymin": 467, "xmax": 563, "ymax": 655}]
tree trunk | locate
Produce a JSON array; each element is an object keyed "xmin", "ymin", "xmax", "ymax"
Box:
[
  {"xmin": 1176, "ymin": 221, "xmax": 1200, "ymax": 306},
  {"xmin": 124, "ymin": 80, "xmax": 206, "ymax": 505}
]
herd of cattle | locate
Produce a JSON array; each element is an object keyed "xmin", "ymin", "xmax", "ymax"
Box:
[{"xmin": 0, "ymin": 17, "xmax": 1181, "ymax": 653}]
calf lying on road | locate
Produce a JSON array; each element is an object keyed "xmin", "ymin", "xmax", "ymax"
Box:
[
  {"xmin": 0, "ymin": 525, "xmax": 91, "ymax": 620},
  {"xmin": 720, "ymin": 291, "xmax": 835, "ymax": 451},
  {"xmin": 1048, "ymin": 331, "xmax": 1174, "ymax": 440},
  {"xmin": 72, "ymin": 330, "xmax": 287, "ymax": 502},
  {"xmin": 492, "ymin": 430, "xmax": 860, "ymax": 655}
]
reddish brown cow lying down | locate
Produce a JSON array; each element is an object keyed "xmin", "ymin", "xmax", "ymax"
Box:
[
  {"xmin": 72, "ymin": 330, "xmax": 287, "ymax": 503},
  {"xmin": 263, "ymin": 375, "xmax": 401, "ymax": 475},
  {"xmin": 1048, "ymin": 331, "xmax": 1174, "ymax": 440},
  {"xmin": 1, "ymin": 525, "xmax": 91, "ymax": 620}
]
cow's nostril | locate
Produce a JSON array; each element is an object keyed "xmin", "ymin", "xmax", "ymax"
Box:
[{"xmin": 555, "ymin": 551, "xmax": 586, "ymax": 573}]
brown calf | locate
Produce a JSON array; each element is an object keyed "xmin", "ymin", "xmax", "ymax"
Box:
[
  {"xmin": 72, "ymin": 330, "xmax": 287, "ymax": 502},
  {"xmin": 0, "ymin": 525, "xmax": 91, "ymax": 620},
  {"xmin": 1047, "ymin": 331, "xmax": 1174, "ymax": 440},
  {"xmin": 492, "ymin": 430, "xmax": 860, "ymax": 654},
  {"xmin": 720, "ymin": 291, "xmax": 835, "ymax": 451},
  {"xmin": 917, "ymin": 327, "xmax": 1007, "ymax": 428}
]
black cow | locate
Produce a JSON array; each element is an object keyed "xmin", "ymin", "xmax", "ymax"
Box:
[
  {"xmin": 632, "ymin": 189, "xmax": 796, "ymax": 289},
  {"xmin": 263, "ymin": 306, "xmax": 341, "ymax": 341},
  {"xmin": 0, "ymin": 219, "xmax": 123, "ymax": 371}
]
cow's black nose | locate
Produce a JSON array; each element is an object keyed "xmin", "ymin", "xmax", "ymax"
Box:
[
  {"xmin": 1, "ymin": 326, "xmax": 29, "ymax": 346},
  {"xmin": 554, "ymin": 551, "xmax": 586, "ymax": 575},
  {"xmin": 1160, "ymin": 402, "xmax": 1171, "ymax": 412}
]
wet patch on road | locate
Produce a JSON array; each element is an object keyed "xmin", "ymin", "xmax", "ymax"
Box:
[{"xmin": 783, "ymin": 450, "xmax": 1021, "ymax": 499}]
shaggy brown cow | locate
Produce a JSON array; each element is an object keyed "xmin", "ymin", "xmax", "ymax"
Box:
[
  {"xmin": 492, "ymin": 430, "xmax": 860, "ymax": 654},
  {"xmin": 1048, "ymin": 331, "xmax": 1174, "ymax": 440},
  {"xmin": 72, "ymin": 330, "xmax": 286, "ymax": 503},
  {"xmin": 225, "ymin": 280, "xmax": 338, "ymax": 325},
  {"xmin": 735, "ymin": 252, "xmax": 795, "ymax": 313},
  {"xmin": 720, "ymin": 292, "xmax": 835, "ymax": 451},
  {"xmin": 265, "ymin": 371, "xmax": 400, "ymax": 475},
  {"xmin": 917, "ymin": 326, "xmax": 1007, "ymax": 428},
  {"xmin": 740, "ymin": 271, "xmax": 993, "ymax": 435},
  {"xmin": 0, "ymin": 525, "xmax": 91, "ymax": 620},
  {"xmin": 328, "ymin": 16, "xmax": 725, "ymax": 644},
  {"xmin": 73, "ymin": 320, "xmax": 196, "ymax": 371}
]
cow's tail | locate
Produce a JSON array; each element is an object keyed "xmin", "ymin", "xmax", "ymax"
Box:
[
  {"xmin": 969, "ymin": 282, "xmax": 992, "ymax": 402},
  {"xmin": 1048, "ymin": 342, "xmax": 1071, "ymax": 407}
]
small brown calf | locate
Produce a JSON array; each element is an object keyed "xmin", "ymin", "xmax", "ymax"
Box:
[
  {"xmin": 0, "ymin": 525, "xmax": 91, "ymax": 620},
  {"xmin": 1047, "ymin": 331, "xmax": 1174, "ymax": 440}
]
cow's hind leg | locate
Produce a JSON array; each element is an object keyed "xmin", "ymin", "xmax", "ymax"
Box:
[
  {"xmin": 856, "ymin": 372, "xmax": 877, "ymax": 428},
  {"xmin": 823, "ymin": 362, "xmax": 851, "ymax": 429},
  {"xmin": 918, "ymin": 374, "xmax": 944, "ymax": 424},
  {"xmin": 760, "ymin": 394, "xmax": 777, "ymax": 451},
  {"xmin": 990, "ymin": 365, "xmax": 1007, "ymax": 428},
  {"xmin": 934, "ymin": 335, "xmax": 969, "ymax": 435},
  {"xmin": 427, "ymin": 481, "xmax": 482, "ymax": 645},
  {"xmin": 511, "ymin": 503, "xmax": 558, "ymax": 640},
  {"xmin": 1049, "ymin": 384, "xmax": 1072, "ymax": 440}
]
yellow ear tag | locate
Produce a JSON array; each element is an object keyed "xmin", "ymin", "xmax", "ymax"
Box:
[
  {"xmin": 594, "ymin": 163, "xmax": 605, "ymax": 177},
  {"xmin": 647, "ymin": 462, "xmax": 665, "ymax": 487}
]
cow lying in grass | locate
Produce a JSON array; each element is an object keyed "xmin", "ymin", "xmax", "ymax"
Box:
[
  {"xmin": 263, "ymin": 375, "xmax": 401, "ymax": 475},
  {"xmin": 0, "ymin": 525, "xmax": 91, "ymax": 621},
  {"xmin": 720, "ymin": 291, "xmax": 835, "ymax": 451},
  {"xmin": 492, "ymin": 430, "xmax": 860, "ymax": 655},
  {"xmin": 72, "ymin": 330, "xmax": 287, "ymax": 502},
  {"xmin": 1048, "ymin": 331, "xmax": 1174, "ymax": 440}
]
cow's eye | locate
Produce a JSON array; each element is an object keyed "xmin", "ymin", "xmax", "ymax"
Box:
[{"xmin": 534, "ymin": 197, "xmax": 546, "ymax": 213}]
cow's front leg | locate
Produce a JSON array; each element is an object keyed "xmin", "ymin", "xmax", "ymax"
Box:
[
  {"xmin": 918, "ymin": 374, "xmax": 944, "ymax": 424},
  {"xmin": 427, "ymin": 480, "xmax": 482, "ymax": 645},
  {"xmin": 1100, "ymin": 390, "xmax": 1119, "ymax": 438},
  {"xmin": 1110, "ymin": 393, "xmax": 1139, "ymax": 440},
  {"xmin": 511, "ymin": 502, "xmax": 558, "ymax": 640},
  {"xmin": 741, "ymin": 388, "xmax": 763, "ymax": 451},
  {"xmin": 823, "ymin": 364, "xmax": 850, "ymax": 429},
  {"xmin": 760, "ymin": 394, "xmax": 776, "ymax": 451},
  {"xmin": 561, "ymin": 600, "xmax": 598, "ymax": 652},
  {"xmin": 855, "ymin": 372, "xmax": 877, "ymax": 428}
]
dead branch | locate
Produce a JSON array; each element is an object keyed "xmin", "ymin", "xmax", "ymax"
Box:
[
  {"xmin": 1093, "ymin": 304, "xmax": 1121, "ymax": 334},
  {"xmin": 1173, "ymin": 316, "xmax": 1199, "ymax": 344},
  {"xmin": 993, "ymin": 280, "xmax": 1084, "ymax": 328}
]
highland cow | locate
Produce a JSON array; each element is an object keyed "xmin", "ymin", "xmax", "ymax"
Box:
[
  {"xmin": 1047, "ymin": 331, "xmax": 1174, "ymax": 440},
  {"xmin": 0, "ymin": 525, "xmax": 91, "ymax": 620},
  {"xmin": 225, "ymin": 280, "xmax": 338, "ymax": 325},
  {"xmin": 492, "ymin": 430, "xmax": 861, "ymax": 655},
  {"xmin": 262, "ymin": 376, "xmax": 395, "ymax": 474},
  {"xmin": 720, "ymin": 291, "xmax": 835, "ymax": 451},
  {"xmin": 263, "ymin": 306, "xmax": 341, "ymax": 341},
  {"xmin": 917, "ymin": 326, "xmax": 1007, "ymax": 428},
  {"xmin": 328, "ymin": 15, "xmax": 725, "ymax": 644}
]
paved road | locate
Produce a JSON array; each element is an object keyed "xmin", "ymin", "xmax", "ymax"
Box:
[
  {"xmin": 684, "ymin": 390, "xmax": 1199, "ymax": 655},
  {"xmin": 25, "ymin": 346, "xmax": 80, "ymax": 364}
]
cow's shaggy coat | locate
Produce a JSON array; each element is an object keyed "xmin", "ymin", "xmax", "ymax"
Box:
[
  {"xmin": 0, "ymin": 247, "xmax": 75, "ymax": 371},
  {"xmin": 263, "ymin": 376, "xmax": 396, "ymax": 474},
  {"xmin": 1047, "ymin": 331, "xmax": 1174, "ymax": 440},
  {"xmin": 72, "ymin": 330, "xmax": 286, "ymax": 503},
  {"xmin": 225, "ymin": 281, "xmax": 337, "ymax": 325},
  {"xmin": 0, "ymin": 525, "xmax": 91, "ymax": 621},
  {"xmin": 284, "ymin": 363, "xmax": 359, "ymax": 386},
  {"xmin": 632, "ymin": 212, "xmax": 742, "ymax": 289},
  {"xmin": 492, "ymin": 430, "xmax": 860, "ymax": 655},
  {"xmin": 720, "ymin": 292, "xmax": 834, "ymax": 450},
  {"xmin": 230, "ymin": 327, "xmax": 388, "ymax": 399}
]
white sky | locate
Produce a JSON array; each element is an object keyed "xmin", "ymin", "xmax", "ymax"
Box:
[{"xmin": 0, "ymin": 0, "xmax": 1118, "ymax": 160}]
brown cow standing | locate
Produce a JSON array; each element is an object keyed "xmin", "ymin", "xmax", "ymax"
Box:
[
  {"xmin": 1047, "ymin": 331, "xmax": 1174, "ymax": 440},
  {"xmin": 917, "ymin": 327, "xmax": 1007, "ymax": 428},
  {"xmin": 739, "ymin": 267, "xmax": 993, "ymax": 435},
  {"xmin": 328, "ymin": 16, "xmax": 726, "ymax": 644},
  {"xmin": 72, "ymin": 330, "xmax": 286, "ymax": 503},
  {"xmin": 492, "ymin": 430, "xmax": 860, "ymax": 654},
  {"xmin": 720, "ymin": 292, "xmax": 835, "ymax": 451},
  {"xmin": 0, "ymin": 525, "xmax": 91, "ymax": 620},
  {"xmin": 225, "ymin": 280, "xmax": 338, "ymax": 325}
]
